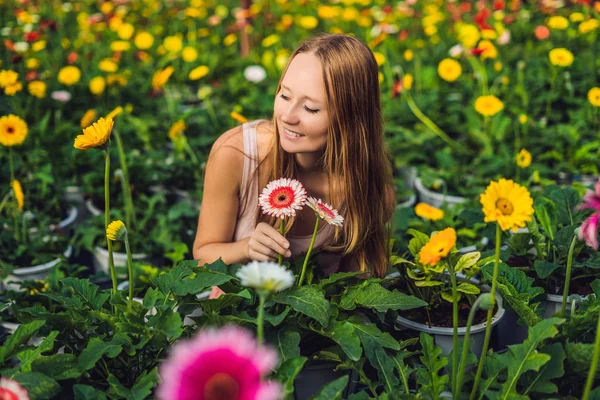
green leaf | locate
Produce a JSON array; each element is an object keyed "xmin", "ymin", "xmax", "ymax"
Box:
[
  {"xmin": 130, "ymin": 368, "xmax": 159, "ymax": 400},
  {"xmin": 323, "ymin": 320, "xmax": 362, "ymax": 361},
  {"xmin": 534, "ymin": 197, "xmax": 558, "ymax": 241},
  {"xmin": 61, "ymin": 278, "xmax": 110, "ymax": 310},
  {"xmin": 317, "ymin": 271, "xmax": 364, "ymax": 287},
  {"xmin": 265, "ymin": 307, "xmax": 291, "ymax": 326},
  {"xmin": 565, "ymin": 342, "xmax": 596, "ymax": 375},
  {"xmin": 32, "ymin": 354, "xmax": 81, "ymax": 380},
  {"xmin": 407, "ymin": 229, "xmax": 430, "ymax": 256},
  {"xmin": 274, "ymin": 357, "xmax": 308, "ymax": 398},
  {"xmin": 152, "ymin": 263, "xmax": 194, "ymax": 295},
  {"xmin": 12, "ymin": 372, "xmax": 60, "ymax": 400},
  {"xmin": 0, "ymin": 320, "xmax": 45, "ymax": 364},
  {"xmin": 78, "ymin": 334, "xmax": 130, "ymax": 372},
  {"xmin": 361, "ymin": 336, "xmax": 399, "ymax": 392},
  {"xmin": 74, "ymin": 385, "xmax": 108, "ymax": 400},
  {"xmin": 147, "ymin": 307, "xmax": 183, "ymax": 339},
  {"xmin": 522, "ymin": 343, "xmax": 565, "ymax": 395},
  {"xmin": 591, "ymin": 279, "xmax": 600, "ymax": 298},
  {"xmin": 18, "ymin": 331, "xmax": 59, "ymax": 372},
  {"xmin": 310, "ymin": 375, "xmax": 349, "ymax": 400},
  {"xmin": 534, "ymin": 260, "xmax": 561, "ymax": 279},
  {"xmin": 416, "ymin": 333, "xmax": 448, "ymax": 400},
  {"xmin": 275, "ymin": 329, "xmax": 301, "ymax": 362},
  {"xmin": 348, "ymin": 315, "xmax": 400, "ymax": 351},
  {"xmin": 172, "ymin": 270, "xmax": 233, "ymax": 296},
  {"xmin": 456, "ymin": 282, "xmax": 480, "ymax": 295},
  {"xmin": 454, "ymin": 252, "xmax": 481, "ymax": 273},
  {"xmin": 199, "ymin": 290, "xmax": 251, "ymax": 314},
  {"xmin": 345, "ymin": 282, "xmax": 427, "ymax": 312},
  {"xmin": 273, "ymin": 286, "xmax": 330, "ymax": 327},
  {"xmin": 549, "ymin": 187, "xmax": 580, "ymax": 226}
]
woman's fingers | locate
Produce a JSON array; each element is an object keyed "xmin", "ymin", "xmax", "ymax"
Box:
[{"xmin": 256, "ymin": 223, "xmax": 291, "ymax": 256}]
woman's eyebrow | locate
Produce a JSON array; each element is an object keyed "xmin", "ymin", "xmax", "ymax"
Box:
[{"xmin": 281, "ymin": 84, "xmax": 323, "ymax": 104}]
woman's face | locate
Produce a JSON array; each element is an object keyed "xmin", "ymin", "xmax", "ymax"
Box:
[{"xmin": 274, "ymin": 52, "xmax": 329, "ymax": 157}]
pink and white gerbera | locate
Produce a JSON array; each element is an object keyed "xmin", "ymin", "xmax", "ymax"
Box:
[
  {"xmin": 259, "ymin": 178, "xmax": 307, "ymax": 219},
  {"xmin": 578, "ymin": 179, "xmax": 600, "ymax": 250},
  {"xmin": 157, "ymin": 326, "xmax": 282, "ymax": 400},
  {"xmin": 0, "ymin": 378, "xmax": 29, "ymax": 400},
  {"xmin": 306, "ymin": 197, "xmax": 344, "ymax": 227}
]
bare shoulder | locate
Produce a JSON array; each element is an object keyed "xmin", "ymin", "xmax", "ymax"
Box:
[{"xmin": 205, "ymin": 125, "xmax": 245, "ymax": 185}]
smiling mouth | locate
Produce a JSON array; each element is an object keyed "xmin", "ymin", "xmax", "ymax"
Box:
[{"xmin": 283, "ymin": 127, "xmax": 303, "ymax": 138}]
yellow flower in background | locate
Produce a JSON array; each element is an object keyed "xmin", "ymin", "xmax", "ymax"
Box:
[
  {"xmin": 28, "ymin": 281, "xmax": 49, "ymax": 296},
  {"xmin": 152, "ymin": 66, "xmax": 174, "ymax": 90},
  {"xmin": 502, "ymin": 76, "xmax": 510, "ymax": 86},
  {"xmin": 4, "ymin": 82, "xmax": 22, "ymax": 96},
  {"xmin": 117, "ymin": 22, "xmax": 134, "ymax": 40},
  {"xmin": 0, "ymin": 70, "xmax": 19, "ymax": 88},
  {"xmin": 403, "ymin": 74, "xmax": 414, "ymax": 90},
  {"xmin": 588, "ymin": 87, "xmax": 600, "ymax": 107},
  {"xmin": 547, "ymin": 16, "xmax": 569, "ymax": 30},
  {"xmin": 58, "ymin": 66, "xmax": 81, "ymax": 86},
  {"xmin": 424, "ymin": 25, "xmax": 437, "ymax": 36},
  {"xmin": 299, "ymin": 16, "xmax": 318, "ymax": 29},
  {"xmin": 189, "ymin": 65, "xmax": 209, "ymax": 80},
  {"xmin": 74, "ymin": 117, "xmax": 114, "ymax": 150},
  {"xmin": 474, "ymin": 95, "xmax": 504, "ymax": 117},
  {"xmin": 11, "ymin": 179, "xmax": 24, "ymax": 210},
  {"xmin": 494, "ymin": 61, "xmax": 503, "ymax": 72},
  {"xmin": 418, "ymin": 228, "xmax": 457, "ymax": 266},
  {"xmin": 480, "ymin": 178, "xmax": 534, "ymax": 232},
  {"xmin": 106, "ymin": 220, "xmax": 127, "ymax": 241},
  {"xmin": 100, "ymin": 1, "xmax": 114, "ymax": 14},
  {"xmin": 457, "ymin": 23, "xmax": 480, "ymax": 48},
  {"xmin": 404, "ymin": 49, "xmax": 414, "ymax": 62},
  {"xmin": 516, "ymin": 149, "xmax": 532, "ymax": 168},
  {"xmin": 134, "ymin": 32, "xmax": 154, "ymax": 49},
  {"xmin": 31, "ymin": 40, "xmax": 46, "ymax": 52},
  {"xmin": 579, "ymin": 19, "xmax": 599, "ymax": 34},
  {"xmin": 223, "ymin": 34, "xmax": 237, "ymax": 47},
  {"xmin": 25, "ymin": 58, "xmax": 40, "ymax": 69},
  {"xmin": 28, "ymin": 81, "xmax": 46, "ymax": 98},
  {"xmin": 182, "ymin": 46, "xmax": 198, "ymax": 63},
  {"xmin": 111, "ymin": 41, "xmax": 131, "ymax": 52},
  {"xmin": 519, "ymin": 114, "xmax": 528, "ymax": 124},
  {"xmin": 373, "ymin": 52, "xmax": 386, "ymax": 66},
  {"xmin": 342, "ymin": 8, "xmax": 359, "ymax": 21},
  {"xmin": 415, "ymin": 202, "xmax": 444, "ymax": 221},
  {"xmin": 570, "ymin": 12, "xmax": 584, "ymax": 23},
  {"xmin": 89, "ymin": 76, "xmax": 106, "ymax": 95},
  {"xmin": 0, "ymin": 115, "xmax": 28, "ymax": 147},
  {"xmin": 478, "ymin": 40, "xmax": 498, "ymax": 60},
  {"xmin": 168, "ymin": 120, "xmax": 186, "ymax": 140},
  {"xmin": 549, "ymin": 48, "xmax": 574, "ymax": 67},
  {"xmin": 378, "ymin": 72, "xmax": 384, "ymax": 84},
  {"xmin": 231, "ymin": 111, "xmax": 248, "ymax": 124},
  {"xmin": 106, "ymin": 106, "xmax": 123, "ymax": 120},
  {"xmin": 80, "ymin": 109, "xmax": 97, "ymax": 128},
  {"xmin": 99, "ymin": 59, "xmax": 118, "ymax": 73},
  {"xmin": 163, "ymin": 35, "xmax": 183, "ymax": 53},
  {"xmin": 481, "ymin": 29, "xmax": 497, "ymax": 40},
  {"xmin": 106, "ymin": 74, "xmax": 127, "ymax": 86},
  {"xmin": 438, "ymin": 58, "xmax": 462, "ymax": 82},
  {"xmin": 262, "ymin": 34, "xmax": 280, "ymax": 47},
  {"xmin": 318, "ymin": 5, "xmax": 340, "ymax": 19}
]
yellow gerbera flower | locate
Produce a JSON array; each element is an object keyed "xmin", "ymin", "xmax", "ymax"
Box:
[
  {"xmin": 231, "ymin": 111, "xmax": 248, "ymax": 124},
  {"xmin": 0, "ymin": 70, "xmax": 19, "ymax": 88},
  {"xmin": 549, "ymin": 48, "xmax": 574, "ymax": 67},
  {"xmin": 169, "ymin": 120, "xmax": 186, "ymax": 140},
  {"xmin": 477, "ymin": 40, "xmax": 498, "ymax": 60},
  {"xmin": 152, "ymin": 66, "xmax": 174, "ymax": 91},
  {"xmin": 163, "ymin": 35, "xmax": 183, "ymax": 53},
  {"xmin": 28, "ymin": 80, "xmax": 46, "ymax": 98},
  {"xmin": 0, "ymin": 114, "xmax": 28, "ymax": 147},
  {"xmin": 547, "ymin": 16, "xmax": 569, "ymax": 30},
  {"xmin": 89, "ymin": 76, "xmax": 106, "ymax": 95},
  {"xmin": 81, "ymin": 109, "xmax": 97, "ymax": 128},
  {"xmin": 57, "ymin": 66, "xmax": 81, "ymax": 86},
  {"xmin": 579, "ymin": 19, "xmax": 599, "ymax": 34},
  {"xmin": 516, "ymin": 149, "xmax": 532, "ymax": 168},
  {"xmin": 414, "ymin": 202, "xmax": 444, "ymax": 221},
  {"xmin": 438, "ymin": 58, "xmax": 462, "ymax": 82},
  {"xmin": 588, "ymin": 87, "xmax": 600, "ymax": 107},
  {"xmin": 182, "ymin": 47, "xmax": 198, "ymax": 63},
  {"xmin": 189, "ymin": 65, "xmax": 209, "ymax": 81},
  {"xmin": 418, "ymin": 228, "xmax": 457, "ymax": 266},
  {"xmin": 74, "ymin": 117, "xmax": 114, "ymax": 150},
  {"xmin": 474, "ymin": 95, "xmax": 504, "ymax": 117},
  {"xmin": 11, "ymin": 179, "xmax": 24, "ymax": 210},
  {"xmin": 134, "ymin": 32, "xmax": 154, "ymax": 50},
  {"xmin": 480, "ymin": 178, "xmax": 534, "ymax": 232},
  {"xmin": 106, "ymin": 220, "xmax": 127, "ymax": 241},
  {"xmin": 298, "ymin": 16, "xmax": 318, "ymax": 29}
]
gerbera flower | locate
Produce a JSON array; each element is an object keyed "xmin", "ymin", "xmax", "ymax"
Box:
[
  {"xmin": 106, "ymin": 220, "xmax": 127, "ymax": 241},
  {"xmin": 0, "ymin": 377, "xmax": 29, "ymax": 400},
  {"xmin": 236, "ymin": 261, "xmax": 295, "ymax": 293},
  {"xmin": 577, "ymin": 179, "xmax": 600, "ymax": 250},
  {"xmin": 157, "ymin": 326, "xmax": 282, "ymax": 400},
  {"xmin": 474, "ymin": 95, "xmax": 504, "ymax": 117},
  {"xmin": 306, "ymin": 197, "xmax": 343, "ymax": 227},
  {"xmin": 259, "ymin": 178, "xmax": 307, "ymax": 219},
  {"xmin": 11, "ymin": 179, "xmax": 24, "ymax": 210},
  {"xmin": 588, "ymin": 87, "xmax": 600, "ymax": 107},
  {"xmin": 549, "ymin": 48, "xmax": 574, "ymax": 67},
  {"xmin": 169, "ymin": 120, "xmax": 186, "ymax": 141},
  {"xmin": 480, "ymin": 178, "xmax": 534, "ymax": 232},
  {"xmin": 438, "ymin": 58, "xmax": 462, "ymax": 82},
  {"xmin": 80, "ymin": 109, "xmax": 97, "ymax": 128},
  {"xmin": 152, "ymin": 66, "xmax": 174, "ymax": 91},
  {"xmin": 57, "ymin": 65, "xmax": 81, "ymax": 86},
  {"xmin": 516, "ymin": 148, "xmax": 532, "ymax": 168},
  {"xmin": 418, "ymin": 227, "xmax": 457, "ymax": 266},
  {"xmin": 414, "ymin": 202, "xmax": 444, "ymax": 221},
  {"xmin": 73, "ymin": 117, "xmax": 114, "ymax": 150},
  {"xmin": 0, "ymin": 114, "xmax": 28, "ymax": 147}
]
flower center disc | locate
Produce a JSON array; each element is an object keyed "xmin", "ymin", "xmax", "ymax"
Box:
[
  {"xmin": 204, "ymin": 373, "xmax": 239, "ymax": 400},
  {"xmin": 7, "ymin": 127, "xmax": 14, "ymax": 134},
  {"xmin": 269, "ymin": 187, "xmax": 294, "ymax": 208},
  {"xmin": 495, "ymin": 198, "xmax": 514, "ymax": 215}
]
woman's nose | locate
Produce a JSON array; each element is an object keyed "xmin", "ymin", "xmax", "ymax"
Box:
[{"xmin": 281, "ymin": 103, "xmax": 300, "ymax": 124}]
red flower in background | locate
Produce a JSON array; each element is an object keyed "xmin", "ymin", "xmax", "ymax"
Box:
[
  {"xmin": 67, "ymin": 51, "xmax": 79, "ymax": 64},
  {"xmin": 24, "ymin": 31, "xmax": 40, "ymax": 43},
  {"xmin": 474, "ymin": 8, "xmax": 493, "ymax": 31},
  {"xmin": 493, "ymin": 0, "xmax": 505, "ymax": 10}
]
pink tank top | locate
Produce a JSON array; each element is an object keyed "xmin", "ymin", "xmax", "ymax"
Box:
[{"xmin": 233, "ymin": 119, "xmax": 345, "ymax": 275}]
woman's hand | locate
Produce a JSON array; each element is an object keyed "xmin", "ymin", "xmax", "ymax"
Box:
[{"xmin": 247, "ymin": 222, "xmax": 292, "ymax": 262}]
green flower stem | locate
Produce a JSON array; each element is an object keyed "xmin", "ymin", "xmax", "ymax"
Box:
[
  {"xmin": 447, "ymin": 258, "xmax": 459, "ymax": 395},
  {"xmin": 124, "ymin": 235, "xmax": 134, "ymax": 303},
  {"xmin": 404, "ymin": 92, "xmax": 466, "ymax": 154},
  {"xmin": 298, "ymin": 217, "xmax": 319, "ymax": 287},
  {"xmin": 466, "ymin": 56, "xmax": 488, "ymax": 96},
  {"xmin": 278, "ymin": 219, "xmax": 285, "ymax": 265},
  {"xmin": 183, "ymin": 138, "xmax": 200, "ymax": 165},
  {"xmin": 456, "ymin": 295, "xmax": 485, "ymax": 395},
  {"xmin": 9, "ymin": 148, "xmax": 18, "ymax": 240},
  {"xmin": 582, "ymin": 310, "xmax": 600, "ymax": 400},
  {"xmin": 545, "ymin": 68, "xmax": 558, "ymax": 119},
  {"xmin": 112, "ymin": 129, "xmax": 135, "ymax": 230},
  {"xmin": 104, "ymin": 150, "xmax": 118, "ymax": 304},
  {"xmin": 257, "ymin": 292, "xmax": 266, "ymax": 344},
  {"xmin": 561, "ymin": 235, "xmax": 578, "ymax": 315},
  {"xmin": 470, "ymin": 223, "xmax": 502, "ymax": 400}
]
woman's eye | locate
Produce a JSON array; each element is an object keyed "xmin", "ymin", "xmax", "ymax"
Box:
[
  {"xmin": 279, "ymin": 94, "xmax": 290, "ymax": 101},
  {"xmin": 304, "ymin": 106, "xmax": 319, "ymax": 114}
]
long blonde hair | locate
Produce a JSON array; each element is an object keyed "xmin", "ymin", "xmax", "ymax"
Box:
[{"xmin": 264, "ymin": 34, "xmax": 394, "ymax": 278}]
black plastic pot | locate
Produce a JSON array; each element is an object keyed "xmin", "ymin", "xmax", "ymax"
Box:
[{"xmin": 293, "ymin": 360, "xmax": 359, "ymax": 400}]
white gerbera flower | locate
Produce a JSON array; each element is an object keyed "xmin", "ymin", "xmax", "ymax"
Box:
[
  {"xmin": 306, "ymin": 197, "xmax": 344, "ymax": 227},
  {"xmin": 259, "ymin": 178, "xmax": 307, "ymax": 219},
  {"xmin": 244, "ymin": 65, "xmax": 267, "ymax": 83},
  {"xmin": 236, "ymin": 261, "xmax": 294, "ymax": 293}
]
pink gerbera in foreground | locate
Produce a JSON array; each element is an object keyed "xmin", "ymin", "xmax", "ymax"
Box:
[
  {"xmin": 0, "ymin": 378, "xmax": 29, "ymax": 400},
  {"xmin": 157, "ymin": 326, "xmax": 282, "ymax": 400},
  {"xmin": 306, "ymin": 197, "xmax": 344, "ymax": 227},
  {"xmin": 259, "ymin": 178, "xmax": 307, "ymax": 219},
  {"xmin": 577, "ymin": 179, "xmax": 600, "ymax": 250}
]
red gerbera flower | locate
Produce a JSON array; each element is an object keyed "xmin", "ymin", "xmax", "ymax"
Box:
[
  {"xmin": 259, "ymin": 178, "xmax": 307, "ymax": 219},
  {"xmin": 306, "ymin": 197, "xmax": 344, "ymax": 227}
]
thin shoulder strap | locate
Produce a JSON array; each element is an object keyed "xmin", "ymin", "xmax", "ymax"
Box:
[{"xmin": 240, "ymin": 120, "xmax": 261, "ymax": 204}]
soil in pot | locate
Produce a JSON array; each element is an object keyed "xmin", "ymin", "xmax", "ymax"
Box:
[{"xmin": 401, "ymin": 300, "xmax": 497, "ymax": 328}]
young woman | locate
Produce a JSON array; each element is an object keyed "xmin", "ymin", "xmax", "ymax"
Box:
[{"xmin": 193, "ymin": 33, "xmax": 395, "ymax": 279}]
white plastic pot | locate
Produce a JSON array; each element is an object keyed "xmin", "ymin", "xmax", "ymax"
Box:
[
  {"xmin": 92, "ymin": 246, "xmax": 149, "ymax": 275},
  {"xmin": 541, "ymin": 293, "xmax": 587, "ymax": 318},
  {"xmin": 85, "ymin": 199, "xmax": 102, "ymax": 217},
  {"xmin": 397, "ymin": 193, "xmax": 417, "ymax": 209},
  {"xmin": 414, "ymin": 178, "xmax": 468, "ymax": 209},
  {"xmin": 3, "ymin": 246, "xmax": 73, "ymax": 291}
]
